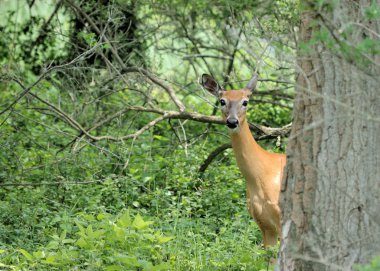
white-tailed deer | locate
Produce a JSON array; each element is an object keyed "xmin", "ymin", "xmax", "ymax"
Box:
[{"xmin": 200, "ymin": 74, "xmax": 286, "ymax": 247}]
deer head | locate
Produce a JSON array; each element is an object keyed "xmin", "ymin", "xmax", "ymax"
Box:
[{"xmin": 200, "ymin": 74, "xmax": 258, "ymax": 132}]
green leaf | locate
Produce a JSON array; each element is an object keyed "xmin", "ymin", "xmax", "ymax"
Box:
[
  {"xmin": 156, "ymin": 234, "xmax": 174, "ymax": 244},
  {"xmin": 105, "ymin": 265, "xmax": 123, "ymax": 271},
  {"xmin": 365, "ymin": 2, "xmax": 380, "ymax": 19},
  {"xmin": 47, "ymin": 240, "xmax": 59, "ymax": 249},
  {"xmin": 75, "ymin": 221, "xmax": 86, "ymax": 234},
  {"xmin": 143, "ymin": 262, "xmax": 171, "ymax": 271},
  {"xmin": 0, "ymin": 263, "xmax": 15, "ymax": 269},
  {"xmin": 75, "ymin": 238, "xmax": 89, "ymax": 248},
  {"xmin": 132, "ymin": 214, "xmax": 154, "ymax": 230},
  {"xmin": 144, "ymin": 233, "xmax": 156, "ymax": 242},
  {"xmin": 60, "ymin": 230, "xmax": 67, "ymax": 240},
  {"xmin": 88, "ymin": 229, "xmax": 105, "ymax": 239},
  {"xmin": 32, "ymin": 251, "xmax": 45, "ymax": 259},
  {"xmin": 116, "ymin": 255, "xmax": 140, "ymax": 267},
  {"xmin": 62, "ymin": 238, "xmax": 76, "ymax": 244},
  {"xmin": 113, "ymin": 225, "xmax": 125, "ymax": 239},
  {"xmin": 117, "ymin": 210, "xmax": 132, "ymax": 228},
  {"xmin": 97, "ymin": 212, "xmax": 109, "ymax": 220},
  {"xmin": 41, "ymin": 255, "xmax": 59, "ymax": 265},
  {"xmin": 18, "ymin": 249, "xmax": 34, "ymax": 261}
]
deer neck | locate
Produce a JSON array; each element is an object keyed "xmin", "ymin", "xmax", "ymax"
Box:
[{"xmin": 230, "ymin": 120, "xmax": 267, "ymax": 189}]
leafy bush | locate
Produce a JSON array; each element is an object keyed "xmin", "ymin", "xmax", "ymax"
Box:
[
  {"xmin": 0, "ymin": 1, "xmax": 293, "ymax": 270},
  {"xmin": 0, "ymin": 210, "xmax": 173, "ymax": 271}
]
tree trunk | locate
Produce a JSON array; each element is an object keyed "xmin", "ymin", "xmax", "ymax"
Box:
[{"xmin": 278, "ymin": 1, "xmax": 380, "ymax": 270}]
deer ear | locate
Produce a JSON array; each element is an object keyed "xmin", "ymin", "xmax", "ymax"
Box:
[
  {"xmin": 245, "ymin": 74, "xmax": 259, "ymax": 93},
  {"xmin": 200, "ymin": 74, "xmax": 221, "ymax": 97}
]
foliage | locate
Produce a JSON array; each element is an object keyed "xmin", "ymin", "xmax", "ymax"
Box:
[
  {"xmin": 1, "ymin": 210, "xmax": 173, "ymax": 270},
  {"xmin": 0, "ymin": 165, "xmax": 277, "ymax": 270},
  {"xmin": 355, "ymin": 257, "xmax": 380, "ymax": 271},
  {"xmin": 298, "ymin": 1, "xmax": 380, "ymax": 70},
  {"xmin": 0, "ymin": 0, "xmax": 296, "ymax": 270}
]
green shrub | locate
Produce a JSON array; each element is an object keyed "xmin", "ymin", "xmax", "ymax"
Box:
[{"xmin": 0, "ymin": 210, "xmax": 173, "ymax": 271}]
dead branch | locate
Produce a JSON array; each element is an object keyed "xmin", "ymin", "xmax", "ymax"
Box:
[
  {"xmin": 65, "ymin": 0, "xmax": 186, "ymax": 111},
  {"xmin": 182, "ymin": 54, "xmax": 233, "ymax": 60},
  {"xmin": 0, "ymin": 45, "xmax": 100, "ymax": 117},
  {"xmin": 199, "ymin": 143, "xmax": 231, "ymax": 174},
  {"xmin": 254, "ymin": 122, "xmax": 292, "ymax": 138},
  {"xmin": 31, "ymin": 0, "xmax": 63, "ymax": 50},
  {"xmin": 0, "ymin": 180, "xmax": 102, "ymax": 187},
  {"xmin": 122, "ymin": 67, "xmax": 186, "ymax": 111}
]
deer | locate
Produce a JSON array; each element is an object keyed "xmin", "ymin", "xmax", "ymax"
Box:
[{"xmin": 200, "ymin": 74, "xmax": 286, "ymax": 247}]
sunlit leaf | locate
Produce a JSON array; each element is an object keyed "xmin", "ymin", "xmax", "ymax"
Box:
[{"xmin": 132, "ymin": 214, "xmax": 154, "ymax": 230}]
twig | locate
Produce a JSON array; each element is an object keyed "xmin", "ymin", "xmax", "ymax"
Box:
[
  {"xmin": 65, "ymin": 0, "xmax": 186, "ymax": 111},
  {"xmin": 0, "ymin": 45, "xmax": 100, "ymax": 117},
  {"xmin": 10, "ymin": 77, "xmax": 291, "ymax": 143},
  {"xmin": 199, "ymin": 143, "xmax": 231, "ymax": 174},
  {"xmin": 0, "ymin": 180, "xmax": 102, "ymax": 187},
  {"xmin": 182, "ymin": 54, "xmax": 233, "ymax": 60},
  {"xmin": 31, "ymin": 0, "xmax": 63, "ymax": 49},
  {"xmin": 122, "ymin": 67, "xmax": 186, "ymax": 111}
]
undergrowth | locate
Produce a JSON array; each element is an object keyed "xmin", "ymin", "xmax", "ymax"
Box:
[{"xmin": 0, "ymin": 151, "xmax": 278, "ymax": 270}]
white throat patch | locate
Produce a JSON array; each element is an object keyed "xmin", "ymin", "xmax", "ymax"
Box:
[{"xmin": 229, "ymin": 126, "xmax": 241, "ymax": 134}]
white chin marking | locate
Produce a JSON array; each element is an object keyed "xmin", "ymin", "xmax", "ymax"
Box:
[{"xmin": 229, "ymin": 126, "xmax": 241, "ymax": 133}]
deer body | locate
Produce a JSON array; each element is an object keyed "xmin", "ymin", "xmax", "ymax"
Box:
[
  {"xmin": 201, "ymin": 74, "xmax": 286, "ymax": 247},
  {"xmin": 231, "ymin": 119, "xmax": 285, "ymax": 246}
]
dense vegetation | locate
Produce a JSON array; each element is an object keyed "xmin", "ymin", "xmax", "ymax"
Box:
[
  {"xmin": 1, "ymin": 0, "xmax": 379, "ymax": 270},
  {"xmin": 3, "ymin": 0, "xmax": 375, "ymax": 270}
]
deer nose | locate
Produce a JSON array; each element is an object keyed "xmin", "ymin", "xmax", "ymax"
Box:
[{"xmin": 226, "ymin": 118, "xmax": 239, "ymax": 129}]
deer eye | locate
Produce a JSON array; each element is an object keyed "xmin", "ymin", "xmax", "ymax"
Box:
[
  {"xmin": 220, "ymin": 99, "xmax": 226, "ymax": 106},
  {"xmin": 242, "ymin": 100, "xmax": 248, "ymax": 107}
]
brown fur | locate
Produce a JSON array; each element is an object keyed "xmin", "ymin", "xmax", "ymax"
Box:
[
  {"xmin": 222, "ymin": 90, "xmax": 286, "ymax": 247},
  {"xmin": 201, "ymin": 74, "xmax": 286, "ymax": 247}
]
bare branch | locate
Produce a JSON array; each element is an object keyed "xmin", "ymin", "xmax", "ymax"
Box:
[
  {"xmin": 65, "ymin": 0, "xmax": 186, "ymax": 111},
  {"xmin": 0, "ymin": 180, "xmax": 102, "ymax": 187},
  {"xmin": 95, "ymin": 115, "xmax": 166, "ymax": 141},
  {"xmin": 0, "ymin": 45, "xmax": 100, "ymax": 117},
  {"xmin": 31, "ymin": 0, "xmax": 63, "ymax": 49},
  {"xmin": 10, "ymin": 77, "xmax": 291, "ymax": 144},
  {"xmin": 199, "ymin": 143, "xmax": 231, "ymax": 174},
  {"xmin": 122, "ymin": 67, "xmax": 186, "ymax": 111},
  {"xmin": 182, "ymin": 54, "xmax": 233, "ymax": 60},
  {"xmin": 254, "ymin": 122, "xmax": 292, "ymax": 139}
]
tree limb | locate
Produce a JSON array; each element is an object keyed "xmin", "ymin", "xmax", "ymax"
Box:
[
  {"xmin": 199, "ymin": 143, "xmax": 231, "ymax": 174},
  {"xmin": 122, "ymin": 67, "xmax": 186, "ymax": 111},
  {"xmin": 31, "ymin": 0, "xmax": 63, "ymax": 50},
  {"xmin": 65, "ymin": 0, "xmax": 186, "ymax": 111},
  {"xmin": 9, "ymin": 78, "xmax": 291, "ymax": 143},
  {"xmin": 0, "ymin": 180, "xmax": 102, "ymax": 187},
  {"xmin": 0, "ymin": 45, "xmax": 100, "ymax": 117}
]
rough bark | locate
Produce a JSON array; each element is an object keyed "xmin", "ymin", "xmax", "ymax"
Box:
[{"xmin": 278, "ymin": 1, "xmax": 380, "ymax": 270}]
